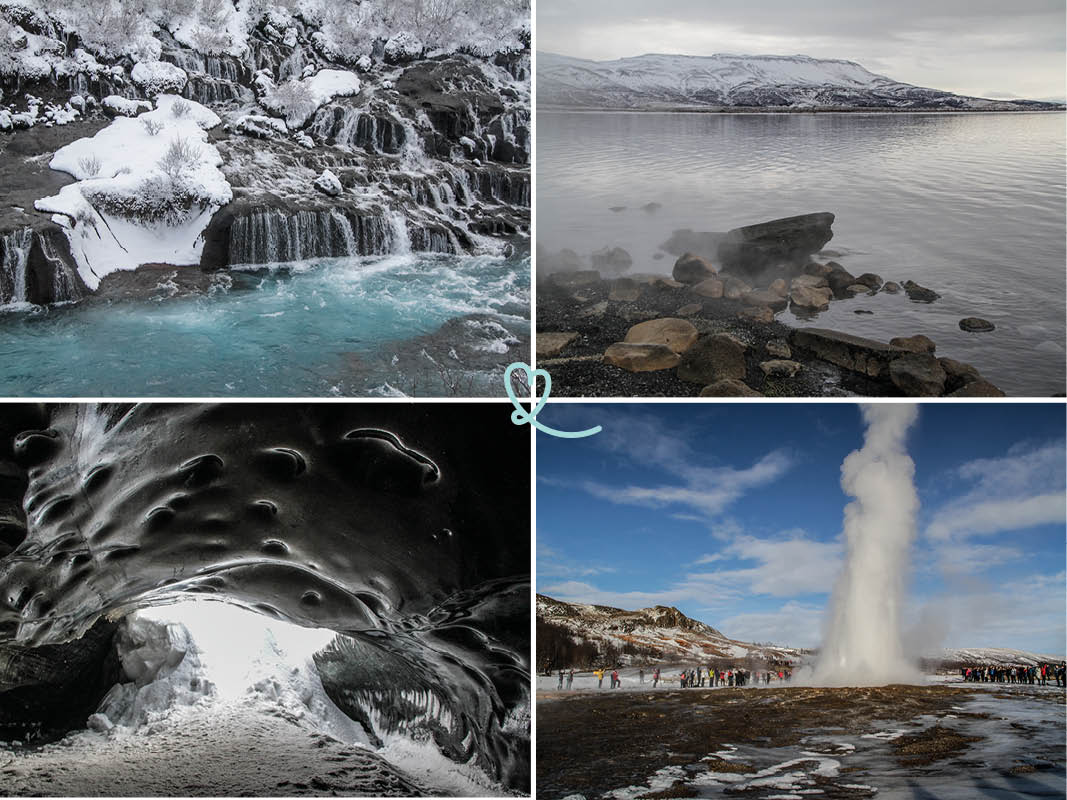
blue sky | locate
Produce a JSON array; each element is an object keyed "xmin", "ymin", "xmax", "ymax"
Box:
[{"xmin": 537, "ymin": 403, "xmax": 1066, "ymax": 656}]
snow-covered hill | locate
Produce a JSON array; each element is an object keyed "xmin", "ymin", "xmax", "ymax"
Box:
[
  {"xmin": 536, "ymin": 594, "xmax": 803, "ymax": 667},
  {"xmin": 537, "ymin": 51, "xmax": 1064, "ymax": 111},
  {"xmin": 537, "ymin": 595, "xmax": 1065, "ymax": 671},
  {"xmin": 937, "ymin": 647, "xmax": 1065, "ymax": 668}
]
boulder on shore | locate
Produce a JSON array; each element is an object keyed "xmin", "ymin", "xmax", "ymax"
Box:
[
  {"xmin": 592, "ymin": 246, "xmax": 633, "ymax": 275},
  {"xmin": 791, "ymin": 328, "xmax": 906, "ymax": 379},
  {"xmin": 889, "ymin": 353, "xmax": 946, "ymax": 396},
  {"xmin": 603, "ymin": 342, "xmax": 681, "ymax": 372},
  {"xmin": 673, "ymin": 252, "xmax": 717, "ymax": 284},
  {"xmin": 677, "ymin": 333, "xmax": 747, "ymax": 384},
  {"xmin": 700, "ymin": 379, "xmax": 762, "ymax": 397},
  {"xmin": 623, "ymin": 318, "xmax": 699, "ymax": 354},
  {"xmin": 716, "ymin": 212, "xmax": 835, "ymax": 280},
  {"xmin": 889, "ymin": 334, "xmax": 936, "ymax": 354},
  {"xmin": 536, "ymin": 332, "xmax": 578, "ymax": 359}
]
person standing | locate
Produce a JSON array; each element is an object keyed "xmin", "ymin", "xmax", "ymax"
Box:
[
  {"xmin": 595, "ymin": 668, "xmax": 604, "ymax": 688},
  {"xmin": 612, "ymin": 668, "xmax": 620, "ymax": 688},
  {"xmin": 639, "ymin": 668, "xmax": 645, "ymax": 684},
  {"xmin": 653, "ymin": 667, "xmax": 660, "ymax": 687},
  {"xmin": 557, "ymin": 670, "xmax": 564, "ymax": 690},
  {"xmin": 566, "ymin": 669, "xmax": 574, "ymax": 690}
]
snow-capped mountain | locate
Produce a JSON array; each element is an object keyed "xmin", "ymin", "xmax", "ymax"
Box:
[
  {"xmin": 537, "ymin": 51, "xmax": 1064, "ymax": 111},
  {"xmin": 536, "ymin": 593, "xmax": 803, "ymax": 667}
]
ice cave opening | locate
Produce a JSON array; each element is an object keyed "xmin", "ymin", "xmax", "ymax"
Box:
[{"xmin": 0, "ymin": 403, "xmax": 531, "ymax": 796}]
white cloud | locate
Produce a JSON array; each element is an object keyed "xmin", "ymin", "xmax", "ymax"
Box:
[
  {"xmin": 578, "ymin": 449, "xmax": 793, "ymax": 519},
  {"xmin": 717, "ymin": 601, "xmax": 826, "ymax": 649},
  {"xmin": 927, "ymin": 491, "xmax": 1065, "ymax": 542}
]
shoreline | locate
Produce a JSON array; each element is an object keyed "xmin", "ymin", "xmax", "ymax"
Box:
[
  {"xmin": 537, "ymin": 105, "xmax": 1066, "ymax": 114},
  {"xmin": 536, "ymin": 266, "xmax": 1015, "ymax": 398}
]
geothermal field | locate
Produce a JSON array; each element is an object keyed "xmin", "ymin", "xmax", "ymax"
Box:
[
  {"xmin": 535, "ymin": 405, "xmax": 1066, "ymax": 799},
  {"xmin": 536, "ymin": 678, "xmax": 1065, "ymax": 800}
]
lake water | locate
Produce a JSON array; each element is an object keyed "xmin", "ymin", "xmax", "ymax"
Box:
[
  {"xmin": 0, "ymin": 253, "xmax": 529, "ymax": 397},
  {"xmin": 537, "ymin": 112, "xmax": 1066, "ymax": 395}
]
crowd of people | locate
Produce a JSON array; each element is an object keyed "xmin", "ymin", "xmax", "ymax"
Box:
[
  {"xmin": 552, "ymin": 664, "xmax": 794, "ymax": 690},
  {"xmin": 961, "ymin": 662, "xmax": 1065, "ymax": 687}
]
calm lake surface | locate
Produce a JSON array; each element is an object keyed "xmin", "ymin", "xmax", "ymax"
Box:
[{"xmin": 537, "ymin": 112, "xmax": 1066, "ymax": 395}]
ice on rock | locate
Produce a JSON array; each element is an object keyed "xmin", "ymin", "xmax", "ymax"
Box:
[
  {"xmin": 96, "ymin": 616, "xmax": 213, "ymax": 730},
  {"xmin": 130, "ymin": 60, "xmax": 188, "ymax": 95},
  {"xmin": 313, "ymin": 168, "xmax": 343, "ymax": 197},
  {"xmin": 385, "ymin": 31, "xmax": 424, "ymax": 63}
]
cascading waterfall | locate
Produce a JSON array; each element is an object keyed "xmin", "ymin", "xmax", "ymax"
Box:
[
  {"xmin": 811, "ymin": 405, "xmax": 922, "ymax": 686},
  {"xmin": 0, "ymin": 228, "xmax": 32, "ymax": 304},
  {"xmin": 226, "ymin": 207, "xmax": 460, "ymax": 265},
  {"xmin": 309, "ymin": 105, "xmax": 406, "ymax": 154},
  {"xmin": 229, "ymin": 208, "xmax": 396, "ymax": 265}
]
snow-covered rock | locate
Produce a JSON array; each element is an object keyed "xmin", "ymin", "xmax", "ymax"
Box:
[
  {"xmin": 312, "ymin": 168, "xmax": 342, "ymax": 197},
  {"xmin": 384, "ymin": 31, "xmax": 424, "ymax": 64},
  {"xmin": 259, "ymin": 68, "xmax": 361, "ymax": 129},
  {"xmin": 130, "ymin": 60, "xmax": 188, "ymax": 95},
  {"xmin": 101, "ymin": 95, "xmax": 152, "ymax": 118},
  {"xmin": 34, "ymin": 94, "xmax": 231, "ymax": 289}
]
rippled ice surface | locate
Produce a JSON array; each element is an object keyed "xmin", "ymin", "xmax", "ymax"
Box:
[
  {"xmin": 538, "ymin": 112, "xmax": 1066, "ymax": 395},
  {"xmin": 0, "ymin": 253, "xmax": 529, "ymax": 397}
]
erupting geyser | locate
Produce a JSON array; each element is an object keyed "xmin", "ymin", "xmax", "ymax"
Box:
[{"xmin": 812, "ymin": 404, "xmax": 922, "ymax": 686}]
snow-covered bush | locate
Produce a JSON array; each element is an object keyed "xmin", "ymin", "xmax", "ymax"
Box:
[
  {"xmin": 263, "ymin": 77, "xmax": 315, "ymax": 128},
  {"xmin": 131, "ymin": 60, "xmax": 188, "ymax": 96},
  {"xmin": 51, "ymin": 0, "xmax": 161, "ymax": 60},
  {"xmin": 78, "ymin": 154, "xmax": 102, "ymax": 176},
  {"xmin": 141, "ymin": 117, "xmax": 164, "ymax": 135},
  {"xmin": 170, "ymin": 98, "xmax": 190, "ymax": 118},
  {"xmin": 260, "ymin": 69, "xmax": 360, "ymax": 129},
  {"xmin": 302, "ymin": 0, "xmax": 529, "ymax": 63},
  {"xmin": 157, "ymin": 136, "xmax": 202, "ymax": 182},
  {"xmin": 82, "ymin": 174, "xmax": 214, "ymax": 226}
]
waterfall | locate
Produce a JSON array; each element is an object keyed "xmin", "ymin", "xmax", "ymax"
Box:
[
  {"xmin": 386, "ymin": 211, "xmax": 411, "ymax": 256},
  {"xmin": 310, "ymin": 104, "xmax": 405, "ymax": 154},
  {"xmin": 0, "ymin": 228, "xmax": 32, "ymax": 304},
  {"xmin": 228, "ymin": 208, "xmax": 399, "ymax": 265},
  {"xmin": 182, "ymin": 76, "xmax": 247, "ymax": 105}
]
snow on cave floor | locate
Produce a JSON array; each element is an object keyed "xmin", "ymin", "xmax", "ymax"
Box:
[
  {"xmin": 0, "ymin": 693, "xmax": 500, "ymax": 797},
  {"xmin": 0, "ymin": 604, "xmax": 510, "ymax": 797}
]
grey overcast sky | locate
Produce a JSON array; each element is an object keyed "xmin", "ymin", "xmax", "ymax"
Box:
[{"xmin": 537, "ymin": 0, "xmax": 1067, "ymax": 101}]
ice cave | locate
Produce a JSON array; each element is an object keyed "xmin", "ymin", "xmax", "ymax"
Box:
[{"xmin": 0, "ymin": 403, "xmax": 530, "ymax": 796}]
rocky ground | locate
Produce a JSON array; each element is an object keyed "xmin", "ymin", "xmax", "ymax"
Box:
[
  {"xmin": 537, "ymin": 214, "xmax": 1006, "ymax": 398},
  {"xmin": 536, "ymin": 683, "xmax": 1066, "ymax": 799}
]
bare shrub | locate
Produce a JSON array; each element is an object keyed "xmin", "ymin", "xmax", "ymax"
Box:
[
  {"xmin": 170, "ymin": 98, "xmax": 191, "ymax": 119},
  {"xmin": 141, "ymin": 117, "xmax": 164, "ymax": 136},
  {"xmin": 268, "ymin": 79, "xmax": 315, "ymax": 127},
  {"xmin": 78, "ymin": 154, "xmax": 102, "ymax": 176},
  {"xmin": 157, "ymin": 136, "xmax": 202, "ymax": 182}
]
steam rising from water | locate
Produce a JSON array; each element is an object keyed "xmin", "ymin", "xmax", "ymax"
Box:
[{"xmin": 812, "ymin": 405, "xmax": 922, "ymax": 686}]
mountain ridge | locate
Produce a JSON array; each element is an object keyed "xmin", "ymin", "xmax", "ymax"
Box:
[{"xmin": 537, "ymin": 51, "xmax": 1064, "ymax": 111}]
